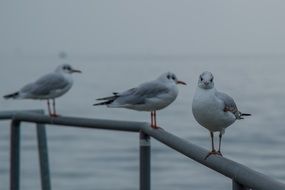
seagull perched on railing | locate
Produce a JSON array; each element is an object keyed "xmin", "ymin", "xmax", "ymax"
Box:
[
  {"xmin": 3, "ymin": 64, "xmax": 81, "ymax": 117},
  {"xmin": 192, "ymin": 71, "xmax": 251, "ymax": 159},
  {"xmin": 94, "ymin": 72, "xmax": 186, "ymax": 129}
]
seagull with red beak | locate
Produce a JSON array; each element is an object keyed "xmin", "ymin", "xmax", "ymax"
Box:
[
  {"xmin": 4, "ymin": 64, "xmax": 81, "ymax": 117},
  {"xmin": 94, "ymin": 72, "xmax": 186, "ymax": 129}
]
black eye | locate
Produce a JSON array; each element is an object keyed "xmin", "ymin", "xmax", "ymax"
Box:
[
  {"xmin": 210, "ymin": 78, "xmax": 213, "ymax": 82},
  {"xmin": 172, "ymin": 76, "xmax": 176, "ymax": 80},
  {"xmin": 200, "ymin": 76, "xmax": 203, "ymax": 81},
  {"xmin": 167, "ymin": 75, "xmax": 171, "ymax": 79},
  {"xmin": 63, "ymin": 66, "xmax": 71, "ymax": 70}
]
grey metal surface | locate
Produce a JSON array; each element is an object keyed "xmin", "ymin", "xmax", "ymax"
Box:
[
  {"xmin": 10, "ymin": 120, "xmax": 21, "ymax": 190},
  {"xmin": 140, "ymin": 131, "xmax": 151, "ymax": 190},
  {"xmin": 1, "ymin": 110, "xmax": 285, "ymax": 190},
  {"xmin": 12, "ymin": 112, "xmax": 147, "ymax": 132},
  {"xmin": 36, "ymin": 123, "xmax": 51, "ymax": 190},
  {"xmin": 142, "ymin": 127, "xmax": 285, "ymax": 190},
  {"xmin": 0, "ymin": 110, "xmax": 43, "ymax": 120}
]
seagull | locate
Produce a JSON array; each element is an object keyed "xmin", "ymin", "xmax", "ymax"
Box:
[
  {"xmin": 94, "ymin": 72, "xmax": 186, "ymax": 128},
  {"xmin": 192, "ymin": 71, "xmax": 250, "ymax": 159},
  {"xmin": 4, "ymin": 64, "xmax": 81, "ymax": 117}
]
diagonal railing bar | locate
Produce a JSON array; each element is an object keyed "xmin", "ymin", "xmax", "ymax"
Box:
[{"xmin": 142, "ymin": 127, "xmax": 285, "ymax": 190}]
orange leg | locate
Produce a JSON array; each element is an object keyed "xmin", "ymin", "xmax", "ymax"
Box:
[
  {"xmin": 150, "ymin": 112, "xmax": 154, "ymax": 128},
  {"xmin": 217, "ymin": 132, "xmax": 223, "ymax": 156},
  {"xmin": 150, "ymin": 111, "xmax": 158, "ymax": 128},
  {"xmin": 50, "ymin": 99, "xmax": 59, "ymax": 117},
  {"xmin": 47, "ymin": 100, "xmax": 52, "ymax": 116},
  {"xmin": 204, "ymin": 132, "xmax": 223, "ymax": 160},
  {"xmin": 153, "ymin": 111, "xmax": 157, "ymax": 128}
]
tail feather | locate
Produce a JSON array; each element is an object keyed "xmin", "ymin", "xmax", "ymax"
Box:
[
  {"xmin": 3, "ymin": 92, "xmax": 19, "ymax": 99},
  {"xmin": 93, "ymin": 100, "xmax": 114, "ymax": 106},
  {"xmin": 238, "ymin": 112, "xmax": 251, "ymax": 119},
  {"xmin": 96, "ymin": 96, "xmax": 115, "ymax": 101},
  {"xmin": 96, "ymin": 92, "xmax": 119, "ymax": 101},
  {"xmin": 94, "ymin": 94, "xmax": 119, "ymax": 106}
]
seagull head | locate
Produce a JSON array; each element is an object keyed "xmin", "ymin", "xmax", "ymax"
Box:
[
  {"xmin": 158, "ymin": 72, "xmax": 187, "ymax": 85},
  {"xmin": 56, "ymin": 64, "xmax": 82, "ymax": 74},
  {"xmin": 198, "ymin": 71, "xmax": 214, "ymax": 89}
]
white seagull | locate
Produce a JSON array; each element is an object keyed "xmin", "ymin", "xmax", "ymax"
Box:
[
  {"xmin": 192, "ymin": 71, "xmax": 250, "ymax": 158},
  {"xmin": 4, "ymin": 64, "xmax": 81, "ymax": 117},
  {"xmin": 94, "ymin": 72, "xmax": 186, "ymax": 128}
]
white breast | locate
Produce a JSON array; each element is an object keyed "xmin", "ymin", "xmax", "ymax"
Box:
[
  {"xmin": 192, "ymin": 87, "xmax": 236, "ymax": 132},
  {"xmin": 41, "ymin": 74, "xmax": 74, "ymax": 99},
  {"xmin": 51, "ymin": 74, "xmax": 73, "ymax": 98},
  {"xmin": 144, "ymin": 85, "xmax": 178, "ymax": 111}
]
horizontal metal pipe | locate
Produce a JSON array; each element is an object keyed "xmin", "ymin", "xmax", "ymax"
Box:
[
  {"xmin": 142, "ymin": 127, "xmax": 285, "ymax": 190},
  {"xmin": 12, "ymin": 112, "xmax": 147, "ymax": 132},
  {"xmin": 0, "ymin": 110, "xmax": 44, "ymax": 120}
]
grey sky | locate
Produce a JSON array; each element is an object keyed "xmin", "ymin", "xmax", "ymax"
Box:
[{"xmin": 1, "ymin": 0, "xmax": 285, "ymax": 56}]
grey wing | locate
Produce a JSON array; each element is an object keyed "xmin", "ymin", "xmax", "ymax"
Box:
[
  {"xmin": 21, "ymin": 73, "xmax": 69, "ymax": 96},
  {"xmin": 216, "ymin": 91, "xmax": 239, "ymax": 116},
  {"xmin": 117, "ymin": 82, "xmax": 169, "ymax": 105}
]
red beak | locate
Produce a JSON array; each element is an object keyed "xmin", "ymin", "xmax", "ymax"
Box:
[{"xmin": 176, "ymin": 80, "xmax": 187, "ymax": 85}]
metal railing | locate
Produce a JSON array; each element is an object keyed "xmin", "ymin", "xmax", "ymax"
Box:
[{"xmin": 1, "ymin": 110, "xmax": 284, "ymax": 190}]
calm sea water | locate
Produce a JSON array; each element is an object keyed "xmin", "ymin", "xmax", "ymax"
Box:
[{"xmin": 0, "ymin": 55, "xmax": 285, "ymax": 190}]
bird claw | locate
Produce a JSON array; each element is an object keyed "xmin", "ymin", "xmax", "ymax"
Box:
[
  {"xmin": 217, "ymin": 151, "xmax": 223, "ymax": 156},
  {"xmin": 150, "ymin": 125, "xmax": 162, "ymax": 130},
  {"xmin": 204, "ymin": 150, "xmax": 223, "ymax": 160},
  {"xmin": 49, "ymin": 113, "xmax": 60, "ymax": 118}
]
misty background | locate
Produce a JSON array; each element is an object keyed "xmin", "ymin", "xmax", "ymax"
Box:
[
  {"xmin": 1, "ymin": 0, "xmax": 285, "ymax": 56},
  {"xmin": 0, "ymin": 1, "xmax": 285, "ymax": 190}
]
